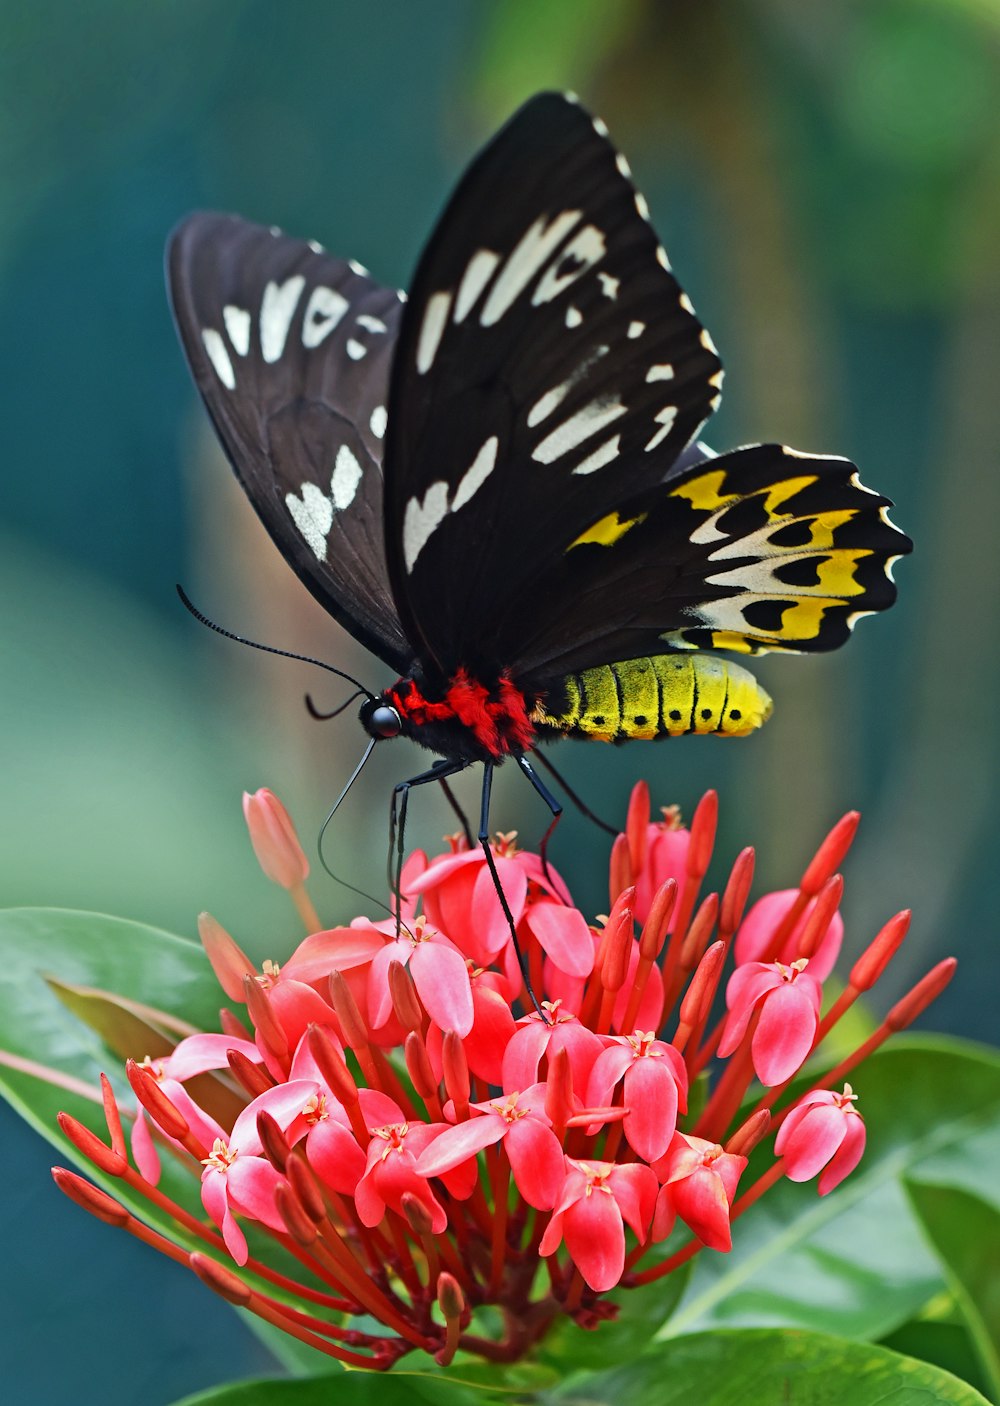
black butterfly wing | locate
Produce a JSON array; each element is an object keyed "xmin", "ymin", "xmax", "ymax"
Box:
[
  {"xmin": 504, "ymin": 443, "xmax": 912, "ymax": 686},
  {"xmin": 382, "ymin": 92, "xmax": 723, "ymax": 678},
  {"xmin": 168, "ymin": 212, "xmax": 411, "ymax": 672}
]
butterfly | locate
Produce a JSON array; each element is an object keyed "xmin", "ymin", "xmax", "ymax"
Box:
[{"xmin": 168, "ymin": 90, "xmax": 910, "ymax": 874}]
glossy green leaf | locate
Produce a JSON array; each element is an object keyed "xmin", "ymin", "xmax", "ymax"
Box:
[
  {"xmin": 905, "ymin": 1179, "xmax": 1000, "ymax": 1400},
  {"xmin": 881, "ymin": 1319, "xmax": 991, "ymax": 1401},
  {"xmin": 0, "ymin": 907, "xmax": 224, "ymax": 1219},
  {"xmin": 171, "ymin": 1369, "xmax": 485, "ymax": 1406},
  {"xmin": 662, "ymin": 1038, "xmax": 1000, "ymax": 1341},
  {"xmin": 544, "ymin": 1328, "xmax": 993, "ymax": 1404}
]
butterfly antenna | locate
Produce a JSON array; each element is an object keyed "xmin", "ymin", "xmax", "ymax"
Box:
[
  {"xmin": 176, "ymin": 585, "xmax": 375, "ymax": 698},
  {"xmin": 306, "ymin": 689, "xmax": 367, "ymax": 721},
  {"xmin": 317, "ymin": 737, "xmax": 403, "ymax": 923}
]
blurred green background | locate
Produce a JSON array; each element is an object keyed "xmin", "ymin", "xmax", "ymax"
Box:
[{"xmin": 2, "ymin": 1, "xmax": 997, "ymax": 1400}]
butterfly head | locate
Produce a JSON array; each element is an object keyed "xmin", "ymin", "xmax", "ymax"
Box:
[{"xmin": 360, "ymin": 697, "xmax": 403, "ymax": 741}]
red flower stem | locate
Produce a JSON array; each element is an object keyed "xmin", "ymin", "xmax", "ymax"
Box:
[
  {"xmin": 386, "ymin": 1213, "xmax": 423, "ymax": 1299},
  {"xmin": 628, "ymin": 1234, "xmax": 702, "ymax": 1285},
  {"xmin": 662, "ymin": 893, "xmax": 719, "ymax": 1015},
  {"xmin": 307, "ymin": 1230, "xmax": 432, "ymax": 1347},
  {"xmin": 370, "ymin": 1046, "xmax": 417, "ymax": 1115},
  {"xmin": 488, "ymin": 1146, "xmax": 511, "ymax": 1295},
  {"xmin": 416, "ymin": 1230, "xmax": 440, "ymax": 1289},
  {"xmin": 438, "ymin": 1310, "xmax": 461, "ymax": 1367},
  {"xmin": 689, "ymin": 1007, "xmax": 727, "ymax": 1077},
  {"xmin": 562, "ymin": 1265, "xmax": 586, "ymax": 1313},
  {"xmin": 694, "ymin": 1027, "xmax": 758, "ymax": 1143},
  {"xmin": 729, "ymin": 1159, "xmax": 784, "ymax": 1219},
  {"xmin": 595, "ymin": 986, "xmax": 617, "ymax": 1035},
  {"xmin": 289, "ymin": 881, "xmax": 321, "ymax": 935},
  {"xmin": 659, "ymin": 874, "xmax": 701, "ymax": 1002},
  {"xmin": 234, "ymin": 1283, "xmax": 385, "ymax": 1367},
  {"xmin": 253, "ymin": 1291, "xmax": 386, "ymax": 1347},
  {"xmin": 529, "ymin": 935, "xmax": 544, "ymax": 1009},
  {"xmin": 620, "ymin": 954, "xmax": 655, "ymax": 1035}
]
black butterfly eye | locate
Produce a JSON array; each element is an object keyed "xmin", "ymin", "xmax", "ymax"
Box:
[{"xmin": 362, "ymin": 701, "xmax": 402, "ymax": 739}]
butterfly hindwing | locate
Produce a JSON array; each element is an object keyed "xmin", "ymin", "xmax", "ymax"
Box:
[
  {"xmin": 508, "ymin": 443, "xmax": 911, "ymax": 685},
  {"xmin": 167, "ymin": 212, "xmax": 411, "ymax": 671},
  {"xmin": 382, "ymin": 92, "xmax": 723, "ymax": 677}
]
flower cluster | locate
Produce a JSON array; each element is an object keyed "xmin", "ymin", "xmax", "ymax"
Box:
[{"xmin": 55, "ymin": 783, "xmax": 953, "ymax": 1368}]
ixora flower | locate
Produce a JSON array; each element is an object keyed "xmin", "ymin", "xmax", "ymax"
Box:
[{"xmin": 54, "ymin": 781, "xmax": 954, "ymax": 1369}]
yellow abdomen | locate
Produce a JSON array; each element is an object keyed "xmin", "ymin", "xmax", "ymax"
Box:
[{"xmin": 532, "ymin": 654, "xmax": 773, "ymax": 741}]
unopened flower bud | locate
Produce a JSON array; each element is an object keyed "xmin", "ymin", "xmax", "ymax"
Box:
[
  {"xmin": 190, "ymin": 1251, "xmax": 252, "ymax": 1305},
  {"xmin": 688, "ymin": 790, "xmax": 718, "ymax": 879},
  {"xmin": 639, "ymin": 878, "xmax": 677, "ymax": 960},
  {"xmin": 437, "ymin": 1270, "xmax": 465, "ymax": 1320},
  {"xmin": 609, "ymin": 833, "xmax": 632, "ymax": 903},
  {"xmin": 242, "ymin": 788, "xmax": 309, "ymax": 889},
  {"xmin": 626, "ymin": 779, "xmax": 650, "ymax": 877},
  {"xmin": 276, "ymin": 1181, "xmax": 319, "ymax": 1246},
  {"xmin": 800, "ymin": 812, "xmax": 859, "ymax": 896},
  {"xmin": 886, "ymin": 959, "xmax": 957, "ymax": 1031},
  {"xmin": 199, "ymin": 913, "xmax": 254, "ymax": 1002},
  {"xmin": 719, "ymin": 847, "xmax": 755, "ymax": 936},
  {"xmin": 52, "ymin": 1167, "xmax": 129, "ymax": 1226},
  {"xmin": 850, "ymin": 910, "xmax": 911, "ymax": 991},
  {"xmin": 725, "ymin": 1108, "xmax": 771, "ymax": 1157},
  {"xmin": 57, "ymin": 1111, "xmax": 128, "ymax": 1177},
  {"xmin": 99, "ymin": 1073, "xmax": 127, "ymax": 1158}
]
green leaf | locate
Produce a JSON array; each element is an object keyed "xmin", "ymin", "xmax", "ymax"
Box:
[
  {"xmin": 169, "ymin": 1369, "xmax": 484, "ymax": 1406},
  {"xmin": 545, "ymin": 1328, "xmax": 994, "ymax": 1404},
  {"xmin": 905, "ymin": 1179, "xmax": 1000, "ymax": 1400},
  {"xmin": 0, "ymin": 907, "xmax": 224, "ymax": 1219},
  {"xmin": 881, "ymin": 1319, "xmax": 991, "ymax": 1401},
  {"xmin": 662, "ymin": 1038, "xmax": 1000, "ymax": 1341}
]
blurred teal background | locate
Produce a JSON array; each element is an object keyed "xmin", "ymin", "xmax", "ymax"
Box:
[{"xmin": 2, "ymin": 1, "xmax": 997, "ymax": 1399}]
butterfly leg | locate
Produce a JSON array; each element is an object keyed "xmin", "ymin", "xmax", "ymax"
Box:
[
  {"xmin": 438, "ymin": 776, "xmax": 474, "ymax": 848},
  {"xmin": 478, "ymin": 763, "xmax": 546, "ymax": 1019},
  {"xmin": 529, "ymin": 749, "xmax": 618, "ymax": 837},
  {"xmin": 513, "ymin": 754, "xmax": 570, "ymax": 900},
  {"xmin": 389, "ymin": 759, "xmax": 468, "ymax": 932}
]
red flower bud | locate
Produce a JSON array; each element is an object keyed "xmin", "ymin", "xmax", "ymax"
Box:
[{"xmin": 243, "ymin": 788, "xmax": 310, "ymax": 889}]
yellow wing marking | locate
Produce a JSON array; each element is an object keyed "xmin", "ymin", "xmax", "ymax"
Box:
[
  {"xmin": 760, "ymin": 475, "xmax": 817, "ymax": 517},
  {"xmin": 669, "ymin": 469, "xmax": 739, "ymax": 513},
  {"xmin": 569, "ymin": 509, "xmax": 649, "ymax": 550}
]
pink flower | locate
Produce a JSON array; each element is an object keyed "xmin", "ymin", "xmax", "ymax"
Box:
[
  {"xmin": 718, "ymin": 957, "xmax": 822, "ymax": 1085},
  {"xmin": 200, "ymin": 1081, "xmax": 319, "ymax": 1264},
  {"xmin": 367, "ymin": 917, "xmax": 474, "ymax": 1037},
  {"xmin": 631, "ymin": 806, "xmax": 690, "ymax": 925},
  {"xmin": 416, "ymin": 1087, "xmax": 565, "ymax": 1209},
  {"xmin": 735, "ymin": 889, "xmax": 843, "ymax": 980},
  {"xmin": 502, "ymin": 1005, "xmax": 605, "ymax": 1093},
  {"xmin": 408, "ymin": 835, "xmax": 570, "ymax": 965},
  {"xmin": 586, "ymin": 1032, "xmax": 688, "ymax": 1163},
  {"xmin": 59, "ymin": 782, "xmax": 947, "ymax": 1369},
  {"xmin": 652, "ymin": 1132, "xmax": 747, "ymax": 1251},
  {"xmin": 775, "ymin": 1085, "xmax": 866, "ymax": 1194},
  {"xmin": 539, "ymin": 1159, "xmax": 658, "ymax": 1291},
  {"xmin": 355, "ymin": 1120, "xmax": 473, "ymax": 1231}
]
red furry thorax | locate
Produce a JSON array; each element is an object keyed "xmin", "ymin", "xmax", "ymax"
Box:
[{"xmin": 388, "ymin": 669, "xmax": 535, "ymax": 759}]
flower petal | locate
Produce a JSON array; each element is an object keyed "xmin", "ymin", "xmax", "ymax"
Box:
[{"xmin": 564, "ymin": 1191, "xmax": 625, "ymax": 1292}]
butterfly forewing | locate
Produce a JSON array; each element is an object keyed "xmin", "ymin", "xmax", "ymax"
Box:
[
  {"xmin": 168, "ymin": 213, "xmax": 411, "ymax": 671},
  {"xmin": 382, "ymin": 92, "xmax": 722, "ymax": 677},
  {"xmin": 508, "ymin": 443, "xmax": 911, "ymax": 684}
]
